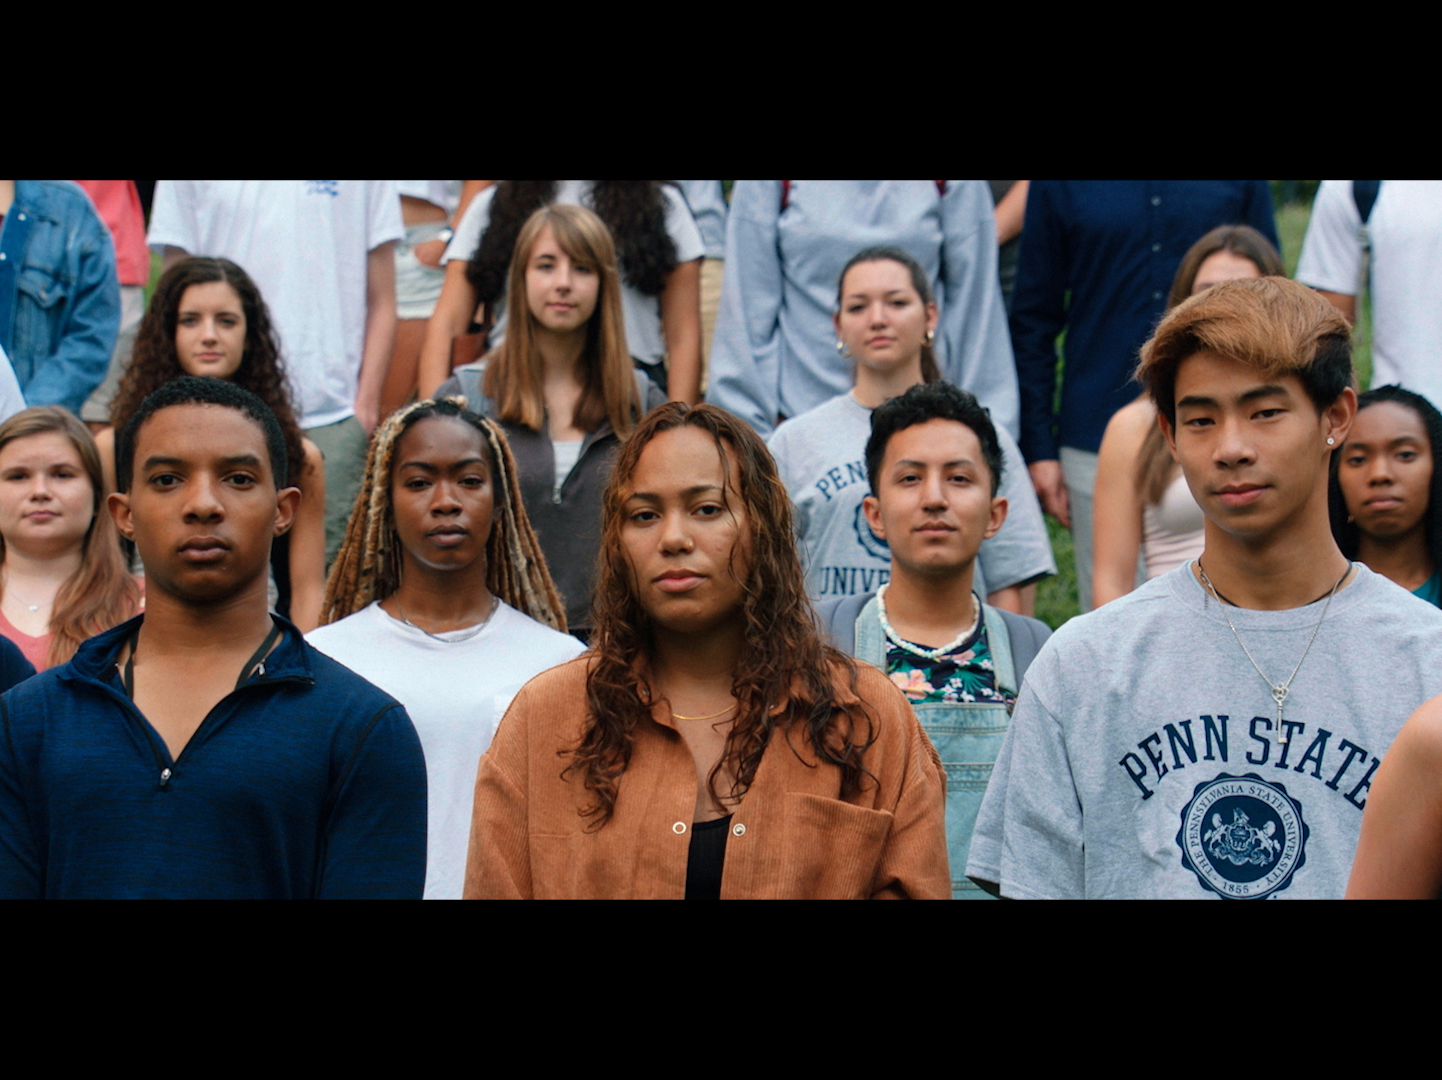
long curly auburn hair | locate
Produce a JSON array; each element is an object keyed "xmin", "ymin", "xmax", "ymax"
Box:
[{"xmin": 572, "ymin": 403, "xmax": 875, "ymax": 827}]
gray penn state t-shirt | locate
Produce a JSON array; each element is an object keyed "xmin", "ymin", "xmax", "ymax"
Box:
[
  {"xmin": 768, "ymin": 392, "xmax": 1055, "ymax": 602},
  {"xmin": 968, "ymin": 563, "xmax": 1442, "ymax": 899}
]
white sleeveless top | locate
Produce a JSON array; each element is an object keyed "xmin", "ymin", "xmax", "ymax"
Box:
[{"xmin": 1142, "ymin": 472, "xmax": 1205, "ymax": 579}]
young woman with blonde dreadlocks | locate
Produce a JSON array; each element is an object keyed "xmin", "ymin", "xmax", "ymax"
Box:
[
  {"xmin": 308, "ymin": 398, "xmax": 584, "ymax": 899},
  {"xmin": 465, "ymin": 402, "xmax": 949, "ymax": 899}
]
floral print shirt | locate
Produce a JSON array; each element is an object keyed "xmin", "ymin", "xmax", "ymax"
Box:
[{"xmin": 886, "ymin": 623, "xmax": 1013, "ymax": 707}]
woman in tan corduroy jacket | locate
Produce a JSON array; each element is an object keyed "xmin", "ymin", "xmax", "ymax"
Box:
[{"xmin": 465, "ymin": 403, "xmax": 949, "ymax": 899}]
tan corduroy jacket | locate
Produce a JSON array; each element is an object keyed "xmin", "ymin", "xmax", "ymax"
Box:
[{"xmin": 464, "ymin": 657, "xmax": 950, "ymax": 899}]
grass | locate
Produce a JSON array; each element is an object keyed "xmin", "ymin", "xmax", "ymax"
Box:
[
  {"xmin": 1031, "ymin": 193, "xmax": 1372, "ymax": 631},
  {"xmin": 1035, "ymin": 518, "xmax": 1077, "ymax": 629}
]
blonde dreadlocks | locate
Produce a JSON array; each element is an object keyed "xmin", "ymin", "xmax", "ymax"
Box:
[{"xmin": 320, "ymin": 398, "xmax": 567, "ymax": 631}]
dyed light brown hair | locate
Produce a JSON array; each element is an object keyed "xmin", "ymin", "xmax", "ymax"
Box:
[
  {"xmin": 1138, "ymin": 227, "xmax": 1287, "ymax": 504},
  {"xmin": 572, "ymin": 402, "xmax": 875, "ymax": 828},
  {"xmin": 1137, "ymin": 277, "xmax": 1353, "ymax": 431},
  {"xmin": 320, "ymin": 398, "xmax": 566, "ymax": 631},
  {"xmin": 483, "ymin": 204, "xmax": 640, "ymax": 438},
  {"xmin": 0, "ymin": 407, "xmax": 139, "ymax": 666}
]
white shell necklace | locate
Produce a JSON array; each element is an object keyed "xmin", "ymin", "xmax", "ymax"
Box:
[
  {"xmin": 1196, "ymin": 559, "xmax": 1350, "ymax": 746},
  {"xmin": 875, "ymin": 582, "xmax": 980, "ymax": 661}
]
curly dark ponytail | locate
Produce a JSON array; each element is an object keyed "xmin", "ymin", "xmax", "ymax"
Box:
[
  {"xmin": 464, "ymin": 182, "xmax": 557, "ymax": 306},
  {"xmin": 465, "ymin": 181, "xmax": 680, "ymax": 306},
  {"xmin": 588, "ymin": 181, "xmax": 677, "ymax": 296}
]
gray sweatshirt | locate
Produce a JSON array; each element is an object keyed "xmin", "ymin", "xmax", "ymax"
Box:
[
  {"xmin": 707, "ymin": 180, "xmax": 1020, "ymax": 439},
  {"xmin": 968, "ymin": 563, "xmax": 1442, "ymax": 899},
  {"xmin": 768, "ymin": 392, "xmax": 1054, "ymax": 601}
]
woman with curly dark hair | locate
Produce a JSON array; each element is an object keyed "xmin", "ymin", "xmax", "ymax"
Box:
[
  {"xmin": 464, "ymin": 402, "xmax": 949, "ymax": 899},
  {"xmin": 416, "ymin": 181, "xmax": 704, "ymax": 405},
  {"xmin": 97, "ymin": 258, "xmax": 327, "ymax": 630}
]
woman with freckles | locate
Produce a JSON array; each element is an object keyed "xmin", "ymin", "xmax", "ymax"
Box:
[{"xmin": 465, "ymin": 402, "xmax": 949, "ymax": 900}]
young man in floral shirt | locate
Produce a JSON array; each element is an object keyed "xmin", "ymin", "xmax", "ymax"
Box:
[{"xmin": 819, "ymin": 380, "xmax": 1050, "ymax": 898}]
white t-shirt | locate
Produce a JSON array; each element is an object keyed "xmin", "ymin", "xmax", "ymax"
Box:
[
  {"xmin": 1297, "ymin": 180, "xmax": 1442, "ymax": 405},
  {"xmin": 0, "ymin": 345, "xmax": 25, "ymax": 424},
  {"xmin": 552, "ymin": 439, "xmax": 583, "ymax": 500},
  {"xmin": 147, "ymin": 181, "xmax": 405, "ymax": 428},
  {"xmin": 306, "ymin": 599, "xmax": 586, "ymax": 899},
  {"xmin": 442, "ymin": 180, "xmax": 705, "ymax": 365},
  {"xmin": 395, "ymin": 180, "xmax": 460, "ymax": 216}
]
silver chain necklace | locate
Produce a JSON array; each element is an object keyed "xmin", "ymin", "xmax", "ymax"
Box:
[
  {"xmin": 398, "ymin": 594, "xmax": 498, "ymax": 643},
  {"xmin": 875, "ymin": 583, "xmax": 980, "ymax": 661},
  {"xmin": 2, "ymin": 573, "xmax": 54, "ymax": 614},
  {"xmin": 1196, "ymin": 559, "xmax": 1350, "ymax": 745}
]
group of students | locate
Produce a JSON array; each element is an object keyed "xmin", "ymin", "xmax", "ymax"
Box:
[
  {"xmin": 3, "ymin": 181, "xmax": 1442, "ymax": 898},
  {"xmin": 0, "ymin": 188, "xmax": 1039, "ymax": 898}
]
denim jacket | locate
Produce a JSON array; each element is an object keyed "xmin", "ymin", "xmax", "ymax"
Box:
[{"xmin": 0, "ymin": 180, "xmax": 119, "ymax": 412}]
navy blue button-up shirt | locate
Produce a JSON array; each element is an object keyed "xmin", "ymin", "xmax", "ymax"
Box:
[{"xmin": 1010, "ymin": 180, "xmax": 1278, "ymax": 461}]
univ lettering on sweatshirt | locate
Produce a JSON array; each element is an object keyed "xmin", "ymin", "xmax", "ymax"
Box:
[{"xmin": 767, "ymin": 393, "xmax": 1054, "ymax": 602}]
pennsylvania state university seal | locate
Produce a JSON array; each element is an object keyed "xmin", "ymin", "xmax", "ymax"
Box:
[
  {"xmin": 852, "ymin": 501, "xmax": 890, "ymax": 560},
  {"xmin": 1177, "ymin": 773, "xmax": 1308, "ymax": 899}
]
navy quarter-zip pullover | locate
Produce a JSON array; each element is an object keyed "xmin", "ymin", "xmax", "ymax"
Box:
[{"xmin": 0, "ymin": 615, "xmax": 427, "ymax": 899}]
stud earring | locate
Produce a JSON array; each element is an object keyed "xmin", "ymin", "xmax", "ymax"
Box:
[
  {"xmin": 836, "ymin": 340, "xmax": 851, "ymax": 359},
  {"xmin": 1327, "ymin": 436, "xmax": 1336, "ymax": 445},
  {"xmin": 925, "ymin": 330, "xmax": 935, "ymax": 345}
]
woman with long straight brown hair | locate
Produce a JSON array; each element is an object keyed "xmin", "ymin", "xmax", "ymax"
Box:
[
  {"xmin": 465, "ymin": 402, "xmax": 948, "ymax": 899},
  {"xmin": 0, "ymin": 407, "xmax": 140, "ymax": 670},
  {"xmin": 416, "ymin": 181, "xmax": 703, "ymax": 404},
  {"xmin": 436, "ymin": 204, "xmax": 664, "ymax": 638}
]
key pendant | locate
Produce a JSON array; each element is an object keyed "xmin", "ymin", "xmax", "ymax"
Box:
[{"xmin": 1273, "ymin": 686, "xmax": 1289, "ymax": 743}]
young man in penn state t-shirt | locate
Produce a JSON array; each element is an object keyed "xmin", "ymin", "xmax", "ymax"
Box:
[
  {"xmin": 969, "ymin": 277, "xmax": 1442, "ymax": 900},
  {"xmin": 0, "ymin": 377, "xmax": 426, "ymax": 898}
]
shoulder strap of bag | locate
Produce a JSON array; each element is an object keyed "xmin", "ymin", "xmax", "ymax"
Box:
[
  {"xmin": 992, "ymin": 607, "xmax": 1049, "ymax": 688},
  {"xmin": 818, "ymin": 590, "xmax": 873, "ymax": 655}
]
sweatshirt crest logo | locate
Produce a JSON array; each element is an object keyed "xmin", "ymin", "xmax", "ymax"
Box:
[
  {"xmin": 853, "ymin": 502, "xmax": 890, "ymax": 560},
  {"xmin": 1177, "ymin": 773, "xmax": 1309, "ymax": 899}
]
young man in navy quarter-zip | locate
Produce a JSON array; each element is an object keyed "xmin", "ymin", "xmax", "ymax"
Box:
[{"xmin": 0, "ymin": 376, "xmax": 427, "ymax": 898}]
